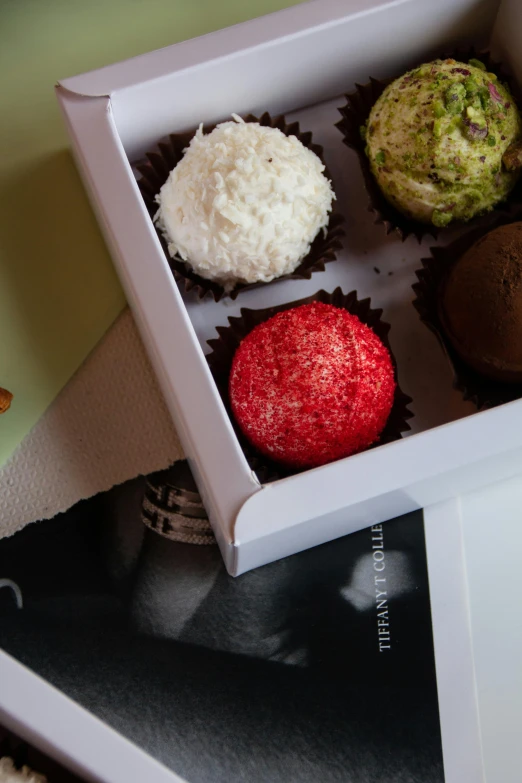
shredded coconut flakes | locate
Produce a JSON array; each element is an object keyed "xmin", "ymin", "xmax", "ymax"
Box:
[{"xmin": 156, "ymin": 116, "xmax": 335, "ymax": 288}]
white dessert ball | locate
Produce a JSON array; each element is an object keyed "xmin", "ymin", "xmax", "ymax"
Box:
[{"xmin": 155, "ymin": 115, "xmax": 335, "ymax": 289}]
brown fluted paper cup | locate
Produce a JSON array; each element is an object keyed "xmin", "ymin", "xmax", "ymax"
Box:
[
  {"xmin": 206, "ymin": 287, "xmax": 413, "ymax": 482},
  {"xmin": 136, "ymin": 113, "xmax": 344, "ymax": 302},
  {"xmin": 336, "ymin": 49, "xmax": 521, "ymax": 243},
  {"xmin": 412, "ymin": 212, "xmax": 522, "ymax": 410}
]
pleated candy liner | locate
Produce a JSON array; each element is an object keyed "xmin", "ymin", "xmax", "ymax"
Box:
[
  {"xmin": 412, "ymin": 212, "xmax": 522, "ymax": 410},
  {"xmin": 136, "ymin": 112, "xmax": 345, "ymax": 302},
  {"xmin": 336, "ymin": 48, "xmax": 521, "ymax": 243},
  {"xmin": 206, "ymin": 287, "xmax": 414, "ymax": 483}
]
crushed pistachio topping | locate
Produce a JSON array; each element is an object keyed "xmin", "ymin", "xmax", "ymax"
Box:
[{"xmin": 365, "ymin": 58, "xmax": 521, "ymax": 226}]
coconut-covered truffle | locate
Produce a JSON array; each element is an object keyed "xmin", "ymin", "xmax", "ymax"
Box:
[
  {"xmin": 229, "ymin": 302, "xmax": 396, "ymax": 469},
  {"xmin": 364, "ymin": 58, "xmax": 522, "ymax": 227},
  {"xmin": 440, "ymin": 222, "xmax": 522, "ymax": 382},
  {"xmin": 156, "ymin": 115, "xmax": 335, "ymax": 289}
]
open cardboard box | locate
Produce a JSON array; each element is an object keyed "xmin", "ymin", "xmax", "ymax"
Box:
[{"xmin": 56, "ymin": 0, "xmax": 522, "ymax": 575}]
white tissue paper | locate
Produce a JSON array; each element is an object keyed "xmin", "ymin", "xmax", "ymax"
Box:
[{"xmin": 0, "ymin": 309, "xmax": 183, "ymax": 538}]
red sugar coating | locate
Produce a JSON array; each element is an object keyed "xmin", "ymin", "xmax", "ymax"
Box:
[{"xmin": 229, "ymin": 302, "xmax": 396, "ymax": 470}]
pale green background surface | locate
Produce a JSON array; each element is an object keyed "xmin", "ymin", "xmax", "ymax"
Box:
[{"xmin": 0, "ymin": 0, "xmax": 304, "ymax": 468}]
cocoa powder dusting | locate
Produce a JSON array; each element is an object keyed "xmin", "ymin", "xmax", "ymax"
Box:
[{"xmin": 442, "ymin": 222, "xmax": 522, "ymax": 381}]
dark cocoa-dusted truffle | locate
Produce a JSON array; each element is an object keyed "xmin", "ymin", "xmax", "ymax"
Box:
[
  {"xmin": 228, "ymin": 302, "xmax": 396, "ymax": 469},
  {"xmin": 440, "ymin": 221, "xmax": 522, "ymax": 382}
]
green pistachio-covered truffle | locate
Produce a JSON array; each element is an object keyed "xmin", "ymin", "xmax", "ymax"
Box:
[{"xmin": 365, "ymin": 59, "xmax": 522, "ymax": 226}]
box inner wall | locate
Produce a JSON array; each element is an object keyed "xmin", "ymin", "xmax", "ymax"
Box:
[{"xmin": 109, "ymin": 3, "xmax": 521, "ymax": 485}]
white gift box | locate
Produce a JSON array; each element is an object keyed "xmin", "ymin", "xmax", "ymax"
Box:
[{"xmin": 56, "ymin": 0, "xmax": 522, "ymax": 576}]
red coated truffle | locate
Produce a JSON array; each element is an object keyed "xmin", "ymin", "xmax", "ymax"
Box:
[{"xmin": 229, "ymin": 302, "xmax": 396, "ymax": 469}]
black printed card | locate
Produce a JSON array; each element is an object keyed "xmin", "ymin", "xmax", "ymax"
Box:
[{"xmin": 0, "ymin": 479, "xmax": 444, "ymax": 783}]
